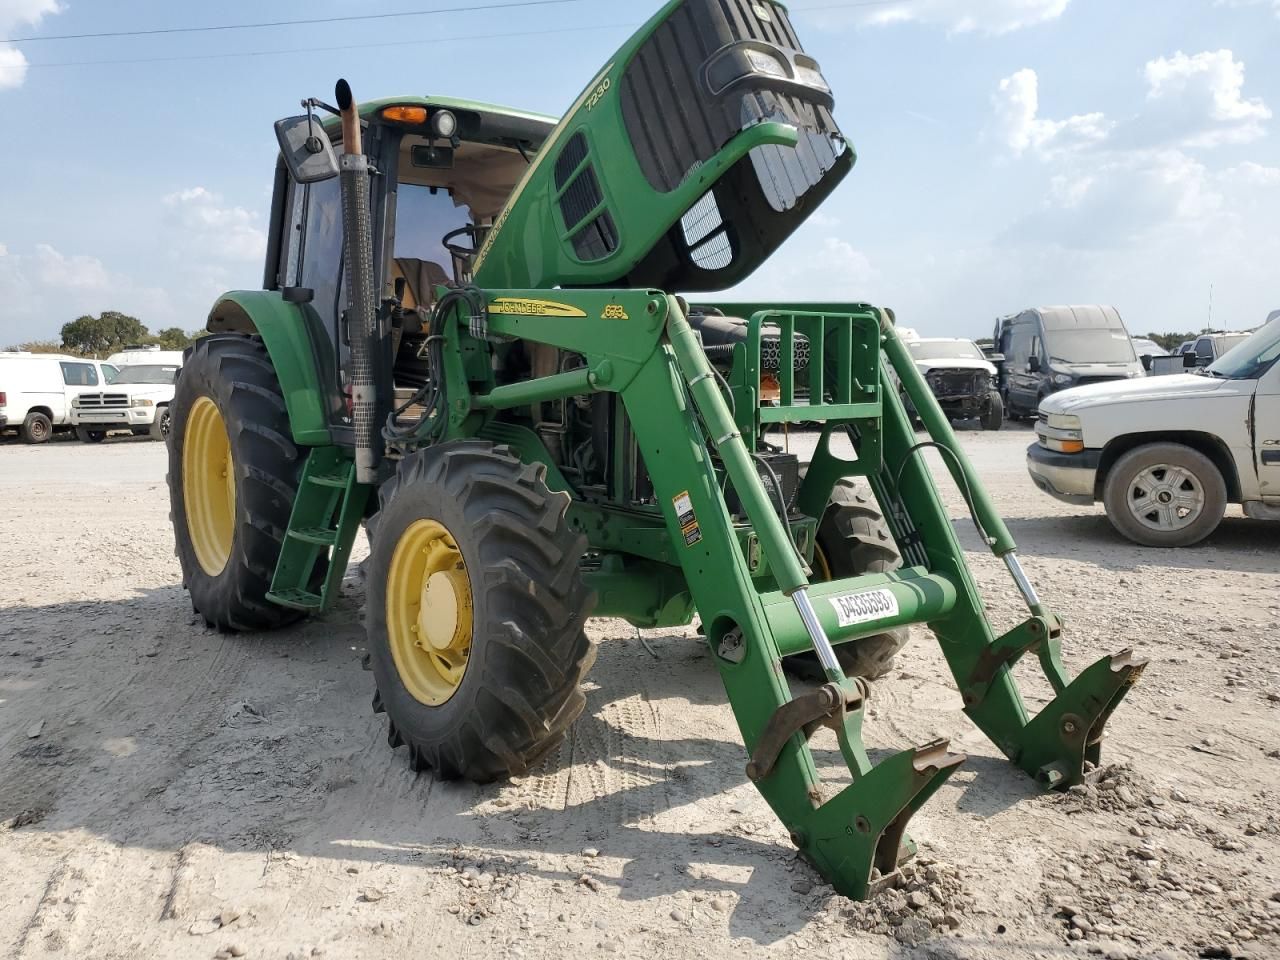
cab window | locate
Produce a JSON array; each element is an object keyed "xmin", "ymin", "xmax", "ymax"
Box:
[
  {"xmin": 60, "ymin": 361, "xmax": 98, "ymax": 386},
  {"xmin": 1195, "ymin": 338, "xmax": 1215, "ymax": 361}
]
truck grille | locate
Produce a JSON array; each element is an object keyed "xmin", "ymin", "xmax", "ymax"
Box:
[
  {"xmin": 76, "ymin": 393, "xmax": 130, "ymax": 409},
  {"xmin": 924, "ymin": 370, "xmax": 987, "ymax": 401},
  {"xmin": 1071, "ymin": 376, "xmax": 1127, "ymax": 388}
]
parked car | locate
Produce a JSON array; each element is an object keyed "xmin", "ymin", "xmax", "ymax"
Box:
[
  {"xmin": 0, "ymin": 352, "xmax": 120, "ymax": 443},
  {"xmin": 993, "ymin": 306, "xmax": 1144, "ymax": 420},
  {"xmin": 904, "ymin": 337, "xmax": 1003, "ymax": 430},
  {"xmin": 105, "ymin": 345, "xmax": 186, "ymax": 368},
  {"xmin": 1027, "ymin": 315, "xmax": 1280, "ymax": 546},
  {"xmin": 70, "ymin": 363, "xmax": 180, "ymax": 442}
]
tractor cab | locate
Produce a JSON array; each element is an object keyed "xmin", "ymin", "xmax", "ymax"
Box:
[{"xmin": 249, "ymin": 97, "xmax": 557, "ymax": 429}]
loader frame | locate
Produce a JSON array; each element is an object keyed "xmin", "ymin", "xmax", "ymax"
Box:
[{"xmin": 257, "ymin": 283, "xmax": 1145, "ymax": 899}]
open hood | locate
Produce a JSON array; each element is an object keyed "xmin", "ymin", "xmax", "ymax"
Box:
[{"xmin": 474, "ymin": 0, "xmax": 851, "ymax": 293}]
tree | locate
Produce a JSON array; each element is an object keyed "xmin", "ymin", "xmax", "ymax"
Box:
[
  {"xmin": 4, "ymin": 340, "xmax": 66, "ymax": 354},
  {"xmin": 60, "ymin": 311, "xmax": 149, "ymax": 355},
  {"xmin": 153, "ymin": 327, "xmax": 194, "ymax": 350}
]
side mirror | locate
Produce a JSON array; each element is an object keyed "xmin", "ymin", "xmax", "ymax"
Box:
[
  {"xmin": 1028, "ymin": 356, "xmax": 1042, "ymax": 374},
  {"xmin": 274, "ymin": 115, "xmax": 339, "ymax": 184},
  {"xmin": 985, "ymin": 352, "xmax": 1006, "ymax": 363},
  {"xmin": 1141, "ymin": 354, "xmax": 1153, "ymax": 372}
]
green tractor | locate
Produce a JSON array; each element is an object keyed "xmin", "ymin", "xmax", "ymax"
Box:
[{"xmin": 167, "ymin": 0, "xmax": 1144, "ymax": 899}]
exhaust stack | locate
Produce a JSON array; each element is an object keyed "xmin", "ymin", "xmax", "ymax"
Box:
[{"xmin": 335, "ymin": 78, "xmax": 379, "ymax": 484}]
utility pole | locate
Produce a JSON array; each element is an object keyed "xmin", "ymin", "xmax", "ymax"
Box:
[{"xmin": 1206, "ymin": 282, "xmax": 1214, "ymax": 334}]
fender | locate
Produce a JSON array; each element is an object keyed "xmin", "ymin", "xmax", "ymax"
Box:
[{"xmin": 207, "ymin": 291, "xmax": 333, "ymax": 446}]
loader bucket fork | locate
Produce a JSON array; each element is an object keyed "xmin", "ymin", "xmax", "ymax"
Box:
[{"xmin": 612, "ymin": 295, "xmax": 1146, "ymax": 899}]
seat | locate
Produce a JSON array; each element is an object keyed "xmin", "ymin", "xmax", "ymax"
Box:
[{"xmin": 391, "ymin": 258, "xmax": 450, "ymax": 312}]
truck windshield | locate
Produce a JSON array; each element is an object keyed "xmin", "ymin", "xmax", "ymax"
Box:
[
  {"xmin": 1208, "ymin": 320, "xmax": 1280, "ymax": 380},
  {"xmin": 1047, "ymin": 330, "xmax": 1136, "ymax": 365},
  {"xmin": 908, "ymin": 340, "xmax": 985, "ymax": 361},
  {"xmin": 111, "ymin": 365, "xmax": 179, "ymax": 385}
]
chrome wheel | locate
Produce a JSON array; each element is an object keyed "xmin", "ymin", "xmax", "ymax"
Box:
[{"xmin": 1125, "ymin": 463, "xmax": 1205, "ymax": 533}]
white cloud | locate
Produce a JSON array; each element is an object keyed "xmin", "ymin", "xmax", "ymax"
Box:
[
  {"xmin": 1005, "ymin": 151, "xmax": 1222, "ymax": 249},
  {"xmin": 161, "ymin": 187, "xmax": 267, "ymax": 263},
  {"xmin": 1223, "ymin": 161, "xmax": 1280, "ymax": 186},
  {"xmin": 992, "ymin": 49, "xmax": 1274, "ymax": 251},
  {"xmin": 804, "ymin": 0, "xmax": 1070, "ymax": 34},
  {"xmin": 992, "ymin": 68, "xmax": 1110, "ymax": 156},
  {"xmin": 0, "ymin": 0, "xmax": 62, "ymax": 91},
  {"xmin": 1215, "ymin": 0, "xmax": 1280, "ymax": 17},
  {"xmin": 0, "ymin": 243, "xmax": 174, "ymax": 345},
  {"xmin": 1139, "ymin": 50, "xmax": 1271, "ymax": 147}
]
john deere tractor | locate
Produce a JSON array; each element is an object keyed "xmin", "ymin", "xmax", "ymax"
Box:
[{"xmin": 167, "ymin": 0, "xmax": 1144, "ymax": 899}]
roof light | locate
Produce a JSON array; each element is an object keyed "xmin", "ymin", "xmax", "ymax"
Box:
[
  {"xmin": 431, "ymin": 110, "xmax": 458, "ymax": 140},
  {"xmin": 381, "ymin": 105, "xmax": 428, "ymax": 125}
]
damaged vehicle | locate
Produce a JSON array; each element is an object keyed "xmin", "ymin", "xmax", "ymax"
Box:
[{"xmin": 904, "ymin": 337, "xmax": 1003, "ymax": 430}]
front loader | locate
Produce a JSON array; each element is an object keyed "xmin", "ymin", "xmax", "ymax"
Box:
[{"xmin": 167, "ymin": 0, "xmax": 1145, "ymax": 900}]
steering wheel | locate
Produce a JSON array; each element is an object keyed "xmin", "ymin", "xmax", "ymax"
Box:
[{"xmin": 442, "ymin": 225, "xmax": 484, "ymax": 261}]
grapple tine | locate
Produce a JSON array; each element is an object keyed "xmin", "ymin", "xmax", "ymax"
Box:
[
  {"xmin": 804, "ymin": 739, "xmax": 966, "ymax": 901},
  {"xmin": 1011, "ymin": 649, "xmax": 1148, "ymax": 789}
]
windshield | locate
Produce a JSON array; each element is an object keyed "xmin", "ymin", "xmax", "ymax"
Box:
[
  {"xmin": 1047, "ymin": 330, "xmax": 1136, "ymax": 365},
  {"xmin": 110, "ymin": 364, "xmax": 178, "ymax": 385},
  {"xmin": 1208, "ymin": 320, "xmax": 1280, "ymax": 380},
  {"xmin": 908, "ymin": 340, "xmax": 985, "ymax": 362}
]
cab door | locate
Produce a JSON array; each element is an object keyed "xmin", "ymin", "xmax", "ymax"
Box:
[
  {"xmin": 1255, "ymin": 353, "xmax": 1280, "ymax": 500},
  {"xmin": 1004, "ymin": 322, "xmax": 1039, "ymax": 415},
  {"xmin": 58, "ymin": 360, "xmax": 102, "ymax": 423}
]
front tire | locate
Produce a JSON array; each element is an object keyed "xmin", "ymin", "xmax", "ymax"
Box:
[
  {"xmin": 168, "ymin": 335, "xmax": 305, "ymax": 631},
  {"xmin": 367, "ymin": 441, "xmax": 597, "ymax": 782},
  {"xmin": 1102, "ymin": 442, "xmax": 1226, "ymax": 547},
  {"xmin": 75, "ymin": 426, "xmax": 107, "ymax": 443},
  {"xmin": 149, "ymin": 406, "xmax": 172, "ymax": 442},
  {"xmin": 981, "ymin": 390, "xmax": 1004, "ymax": 431},
  {"xmin": 786, "ymin": 478, "xmax": 910, "ymax": 682}
]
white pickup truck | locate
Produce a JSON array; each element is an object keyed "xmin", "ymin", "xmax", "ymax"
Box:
[
  {"xmin": 70, "ymin": 362, "xmax": 180, "ymax": 442},
  {"xmin": 1027, "ymin": 314, "xmax": 1280, "ymax": 546}
]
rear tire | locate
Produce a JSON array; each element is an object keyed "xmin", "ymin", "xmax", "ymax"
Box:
[
  {"xmin": 75, "ymin": 426, "xmax": 107, "ymax": 443},
  {"xmin": 785, "ymin": 477, "xmax": 909, "ymax": 682},
  {"xmin": 168, "ymin": 335, "xmax": 306, "ymax": 632},
  {"xmin": 20, "ymin": 412, "xmax": 52, "ymax": 444},
  {"xmin": 981, "ymin": 390, "xmax": 1004, "ymax": 431},
  {"xmin": 366, "ymin": 441, "xmax": 597, "ymax": 782},
  {"xmin": 1102, "ymin": 442, "xmax": 1226, "ymax": 547}
]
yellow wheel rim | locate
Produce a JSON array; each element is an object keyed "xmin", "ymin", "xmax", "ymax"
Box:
[
  {"xmin": 385, "ymin": 519, "xmax": 473, "ymax": 706},
  {"xmin": 813, "ymin": 543, "xmax": 833, "ymax": 582},
  {"xmin": 182, "ymin": 396, "xmax": 236, "ymax": 577}
]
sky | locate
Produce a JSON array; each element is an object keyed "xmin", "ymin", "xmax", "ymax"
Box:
[{"xmin": 0, "ymin": 0, "xmax": 1277, "ymax": 345}]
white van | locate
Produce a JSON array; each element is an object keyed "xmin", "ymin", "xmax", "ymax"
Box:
[
  {"xmin": 106, "ymin": 345, "xmax": 186, "ymax": 368},
  {"xmin": 0, "ymin": 353, "xmax": 120, "ymax": 443}
]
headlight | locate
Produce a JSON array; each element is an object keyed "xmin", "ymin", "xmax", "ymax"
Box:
[
  {"xmin": 1051, "ymin": 373, "xmax": 1073, "ymax": 386},
  {"xmin": 131, "ymin": 398, "xmax": 154, "ymax": 408},
  {"xmin": 1037, "ymin": 413, "xmax": 1084, "ymax": 453},
  {"xmin": 71, "ymin": 397, "xmax": 81, "ymax": 407}
]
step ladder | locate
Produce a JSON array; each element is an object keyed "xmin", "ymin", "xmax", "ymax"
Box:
[{"xmin": 267, "ymin": 447, "xmax": 371, "ymax": 613}]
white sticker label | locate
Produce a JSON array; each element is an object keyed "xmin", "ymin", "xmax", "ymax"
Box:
[{"xmin": 829, "ymin": 589, "xmax": 900, "ymax": 628}]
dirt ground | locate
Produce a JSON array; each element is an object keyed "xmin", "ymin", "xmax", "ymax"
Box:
[{"xmin": 2, "ymin": 425, "xmax": 1278, "ymax": 960}]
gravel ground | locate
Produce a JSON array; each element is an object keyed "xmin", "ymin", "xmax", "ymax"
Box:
[{"xmin": 1, "ymin": 426, "xmax": 1278, "ymax": 960}]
